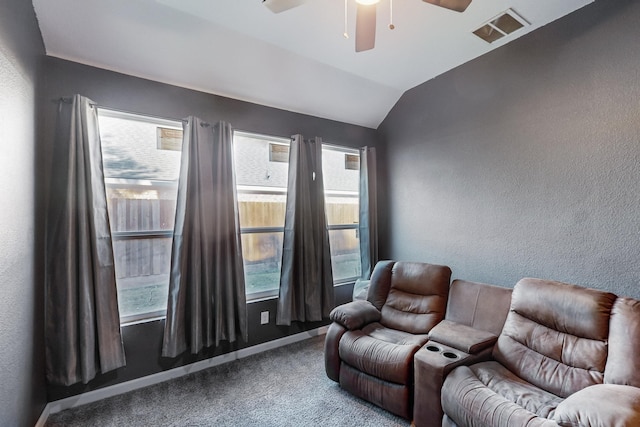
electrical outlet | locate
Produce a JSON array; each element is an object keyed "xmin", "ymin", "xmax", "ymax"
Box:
[{"xmin": 260, "ymin": 311, "xmax": 269, "ymax": 325}]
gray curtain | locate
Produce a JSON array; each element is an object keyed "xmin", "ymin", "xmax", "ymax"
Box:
[
  {"xmin": 45, "ymin": 95, "xmax": 126, "ymax": 386},
  {"xmin": 276, "ymin": 135, "xmax": 334, "ymax": 325},
  {"xmin": 359, "ymin": 146, "xmax": 378, "ymax": 279},
  {"xmin": 162, "ymin": 118, "xmax": 248, "ymax": 358}
]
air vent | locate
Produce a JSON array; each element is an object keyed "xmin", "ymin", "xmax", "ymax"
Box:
[{"xmin": 472, "ymin": 9, "xmax": 529, "ymax": 44}]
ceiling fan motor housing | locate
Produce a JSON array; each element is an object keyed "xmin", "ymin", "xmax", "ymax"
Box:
[{"xmin": 262, "ymin": 0, "xmax": 307, "ymax": 14}]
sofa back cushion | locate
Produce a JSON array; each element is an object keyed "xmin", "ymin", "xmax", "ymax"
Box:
[
  {"xmin": 493, "ymin": 278, "xmax": 616, "ymax": 398},
  {"xmin": 446, "ymin": 280, "xmax": 512, "ymax": 336},
  {"xmin": 605, "ymin": 297, "xmax": 640, "ymax": 387},
  {"xmin": 372, "ymin": 261, "xmax": 450, "ymax": 334}
]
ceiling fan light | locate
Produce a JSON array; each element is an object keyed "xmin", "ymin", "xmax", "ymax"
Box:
[{"xmin": 356, "ymin": 0, "xmax": 380, "ymax": 5}]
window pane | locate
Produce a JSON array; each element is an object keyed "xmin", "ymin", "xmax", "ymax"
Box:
[
  {"xmin": 322, "ymin": 147, "xmax": 359, "ymax": 226},
  {"xmin": 328, "ymin": 229, "xmax": 361, "ymax": 281},
  {"xmin": 99, "ymin": 109, "xmax": 182, "ymax": 323},
  {"xmin": 325, "ymin": 195, "xmax": 359, "ymax": 226},
  {"xmin": 242, "ymin": 232, "xmax": 283, "ymax": 295},
  {"xmin": 107, "ymin": 183, "xmax": 178, "ymax": 232},
  {"xmin": 237, "ymin": 192, "xmax": 286, "ymax": 228},
  {"xmin": 234, "ymin": 132, "xmax": 289, "ymax": 298},
  {"xmin": 100, "ymin": 113, "xmax": 181, "ymax": 181},
  {"xmin": 322, "ymin": 147, "xmax": 359, "ymax": 193},
  {"xmin": 234, "ymin": 133, "xmax": 289, "ymax": 189},
  {"xmin": 113, "ymin": 237, "xmax": 172, "ymax": 319}
]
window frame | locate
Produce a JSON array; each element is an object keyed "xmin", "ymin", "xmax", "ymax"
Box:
[{"xmin": 234, "ymin": 131, "xmax": 362, "ymax": 301}]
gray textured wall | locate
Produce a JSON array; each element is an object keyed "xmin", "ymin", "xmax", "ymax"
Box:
[
  {"xmin": 0, "ymin": 1, "xmax": 47, "ymax": 425},
  {"xmin": 378, "ymin": 0, "xmax": 640, "ymax": 298}
]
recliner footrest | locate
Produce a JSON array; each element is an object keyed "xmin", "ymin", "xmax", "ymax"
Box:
[{"xmin": 339, "ymin": 362, "xmax": 411, "ymax": 419}]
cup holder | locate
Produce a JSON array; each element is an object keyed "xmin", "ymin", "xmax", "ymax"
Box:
[{"xmin": 422, "ymin": 342, "xmax": 462, "ymax": 362}]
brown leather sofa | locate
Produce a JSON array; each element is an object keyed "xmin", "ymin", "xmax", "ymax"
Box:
[
  {"xmin": 441, "ymin": 278, "xmax": 640, "ymax": 427},
  {"xmin": 326, "ymin": 262, "xmax": 640, "ymax": 426},
  {"xmin": 324, "ymin": 260, "xmax": 452, "ymax": 419}
]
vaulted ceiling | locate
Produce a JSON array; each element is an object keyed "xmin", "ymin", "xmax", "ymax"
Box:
[{"xmin": 33, "ymin": 0, "xmax": 593, "ymax": 128}]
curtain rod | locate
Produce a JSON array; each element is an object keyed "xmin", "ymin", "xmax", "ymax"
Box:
[
  {"xmin": 210, "ymin": 130, "xmax": 358, "ymax": 152},
  {"xmin": 51, "ymin": 99, "xmax": 359, "ymax": 150},
  {"xmin": 52, "ymin": 97, "xmax": 73, "ymax": 104},
  {"xmin": 51, "ymin": 98, "xmax": 188, "ymax": 124},
  {"xmin": 52, "ymin": 96, "xmax": 96, "ymax": 107},
  {"xmin": 94, "ymin": 105, "xmax": 189, "ymax": 124}
]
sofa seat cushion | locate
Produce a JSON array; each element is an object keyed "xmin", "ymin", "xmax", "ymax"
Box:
[
  {"xmin": 442, "ymin": 363, "xmax": 564, "ymax": 427},
  {"xmin": 339, "ymin": 326, "xmax": 425, "ymax": 384},
  {"xmin": 361, "ymin": 322, "xmax": 430, "ymax": 346}
]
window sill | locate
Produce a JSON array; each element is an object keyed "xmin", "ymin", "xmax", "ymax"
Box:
[
  {"xmin": 121, "ymin": 314, "xmax": 166, "ymax": 328},
  {"xmin": 120, "ymin": 280, "xmax": 357, "ymax": 326},
  {"xmin": 334, "ymin": 280, "xmax": 356, "ymax": 288}
]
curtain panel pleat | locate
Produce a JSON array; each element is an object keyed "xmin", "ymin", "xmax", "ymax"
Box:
[
  {"xmin": 44, "ymin": 94, "xmax": 126, "ymax": 386},
  {"xmin": 276, "ymin": 135, "xmax": 334, "ymax": 326},
  {"xmin": 358, "ymin": 146, "xmax": 378, "ymax": 279},
  {"xmin": 162, "ymin": 118, "xmax": 248, "ymax": 358}
]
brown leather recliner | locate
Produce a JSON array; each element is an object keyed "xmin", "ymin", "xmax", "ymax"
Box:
[
  {"xmin": 324, "ymin": 260, "xmax": 451, "ymax": 419},
  {"xmin": 441, "ymin": 278, "xmax": 640, "ymax": 427}
]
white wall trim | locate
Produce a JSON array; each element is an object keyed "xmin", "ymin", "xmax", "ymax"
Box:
[
  {"xmin": 36, "ymin": 326, "xmax": 328, "ymax": 424},
  {"xmin": 34, "ymin": 403, "xmax": 51, "ymax": 427}
]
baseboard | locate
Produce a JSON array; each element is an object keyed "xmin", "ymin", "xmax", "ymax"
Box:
[
  {"xmin": 38, "ymin": 326, "xmax": 328, "ymax": 422},
  {"xmin": 35, "ymin": 403, "xmax": 51, "ymax": 427}
]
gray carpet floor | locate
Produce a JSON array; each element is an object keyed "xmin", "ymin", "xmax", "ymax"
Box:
[{"xmin": 46, "ymin": 336, "xmax": 410, "ymax": 426}]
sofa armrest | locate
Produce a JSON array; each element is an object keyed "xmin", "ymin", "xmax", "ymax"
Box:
[
  {"xmin": 428, "ymin": 320, "xmax": 498, "ymax": 354},
  {"xmin": 554, "ymin": 384, "xmax": 640, "ymax": 427},
  {"xmin": 329, "ymin": 300, "xmax": 381, "ymax": 330}
]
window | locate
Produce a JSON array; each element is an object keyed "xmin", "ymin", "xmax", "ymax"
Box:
[
  {"xmin": 323, "ymin": 145, "xmax": 361, "ymax": 282},
  {"xmin": 98, "ymin": 109, "xmax": 182, "ymax": 324},
  {"xmin": 234, "ymin": 132, "xmax": 289, "ymax": 300},
  {"xmin": 233, "ymin": 131, "xmax": 362, "ymax": 300},
  {"xmin": 99, "ymin": 120, "xmax": 362, "ymax": 316}
]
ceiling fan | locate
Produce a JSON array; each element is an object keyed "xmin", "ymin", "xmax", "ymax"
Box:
[{"xmin": 262, "ymin": 0, "xmax": 473, "ymax": 52}]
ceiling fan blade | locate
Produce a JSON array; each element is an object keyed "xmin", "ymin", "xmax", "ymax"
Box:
[
  {"xmin": 355, "ymin": 3, "xmax": 376, "ymax": 52},
  {"xmin": 422, "ymin": 0, "xmax": 472, "ymax": 13},
  {"xmin": 262, "ymin": 0, "xmax": 307, "ymax": 14}
]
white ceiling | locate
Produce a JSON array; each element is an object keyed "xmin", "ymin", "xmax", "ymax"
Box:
[{"xmin": 33, "ymin": 0, "xmax": 593, "ymax": 128}]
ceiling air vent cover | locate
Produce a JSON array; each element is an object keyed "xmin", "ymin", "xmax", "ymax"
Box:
[{"xmin": 473, "ymin": 9, "xmax": 529, "ymax": 43}]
